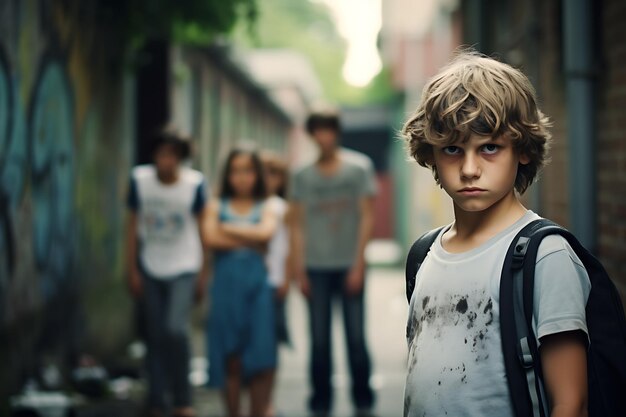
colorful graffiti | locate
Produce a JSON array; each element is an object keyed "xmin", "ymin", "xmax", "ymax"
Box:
[
  {"xmin": 0, "ymin": 0, "xmax": 137, "ymax": 397},
  {"xmin": 0, "ymin": 44, "xmax": 13, "ymax": 316},
  {"xmin": 29, "ymin": 57, "xmax": 75, "ymax": 296},
  {"xmin": 0, "ymin": 47, "xmax": 76, "ymax": 313}
]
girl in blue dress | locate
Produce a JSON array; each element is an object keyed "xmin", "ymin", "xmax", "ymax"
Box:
[{"xmin": 205, "ymin": 148, "xmax": 278, "ymax": 417}]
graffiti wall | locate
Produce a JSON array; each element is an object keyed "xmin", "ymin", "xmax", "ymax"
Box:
[{"xmin": 0, "ymin": 0, "xmax": 136, "ymax": 396}]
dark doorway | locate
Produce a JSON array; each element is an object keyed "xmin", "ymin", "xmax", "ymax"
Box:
[{"xmin": 135, "ymin": 40, "xmax": 170, "ymax": 165}]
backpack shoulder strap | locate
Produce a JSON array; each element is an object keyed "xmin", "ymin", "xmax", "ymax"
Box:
[
  {"xmin": 518, "ymin": 220, "xmax": 626, "ymax": 414},
  {"xmin": 503, "ymin": 217, "xmax": 626, "ymax": 417},
  {"xmin": 405, "ymin": 226, "xmax": 445, "ymax": 303},
  {"xmin": 500, "ymin": 218, "xmax": 556, "ymax": 417}
]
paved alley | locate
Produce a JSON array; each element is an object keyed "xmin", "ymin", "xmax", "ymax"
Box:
[{"xmin": 193, "ymin": 267, "xmax": 409, "ymax": 417}]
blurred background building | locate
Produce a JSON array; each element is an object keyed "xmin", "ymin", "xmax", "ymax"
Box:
[{"xmin": 0, "ymin": 0, "xmax": 624, "ymax": 411}]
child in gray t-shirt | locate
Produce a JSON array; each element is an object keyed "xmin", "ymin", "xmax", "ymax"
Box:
[
  {"xmin": 401, "ymin": 51, "xmax": 590, "ymax": 417},
  {"xmin": 290, "ymin": 110, "xmax": 377, "ymax": 414}
]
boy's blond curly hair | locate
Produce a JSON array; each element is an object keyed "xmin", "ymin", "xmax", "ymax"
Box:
[{"xmin": 402, "ymin": 50, "xmax": 552, "ymax": 194}]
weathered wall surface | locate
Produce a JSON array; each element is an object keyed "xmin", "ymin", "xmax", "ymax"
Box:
[
  {"xmin": 0, "ymin": 0, "xmax": 136, "ymax": 396},
  {"xmin": 0, "ymin": 0, "xmax": 298, "ymax": 400},
  {"xmin": 525, "ymin": 0, "xmax": 626, "ymax": 301},
  {"xmin": 458, "ymin": 0, "xmax": 626, "ymax": 304},
  {"xmin": 171, "ymin": 46, "xmax": 291, "ymax": 183},
  {"xmin": 596, "ymin": 0, "xmax": 626, "ymax": 298}
]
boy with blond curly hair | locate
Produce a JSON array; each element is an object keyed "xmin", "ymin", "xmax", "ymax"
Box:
[{"xmin": 401, "ymin": 51, "xmax": 589, "ymax": 417}]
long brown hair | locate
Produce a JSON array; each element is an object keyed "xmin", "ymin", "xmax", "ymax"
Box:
[{"xmin": 219, "ymin": 148, "xmax": 267, "ymax": 200}]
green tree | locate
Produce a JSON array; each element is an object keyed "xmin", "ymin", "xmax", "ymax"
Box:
[
  {"xmin": 126, "ymin": 0, "xmax": 258, "ymax": 46},
  {"xmin": 55, "ymin": 0, "xmax": 257, "ymax": 60}
]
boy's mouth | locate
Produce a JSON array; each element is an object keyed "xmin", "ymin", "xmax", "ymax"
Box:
[{"xmin": 458, "ymin": 187, "xmax": 486, "ymax": 195}]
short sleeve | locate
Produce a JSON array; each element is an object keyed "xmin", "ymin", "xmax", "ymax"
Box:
[
  {"xmin": 127, "ymin": 177, "xmax": 139, "ymax": 211},
  {"xmin": 532, "ymin": 235, "xmax": 591, "ymax": 345},
  {"xmin": 359, "ymin": 160, "xmax": 378, "ymax": 197},
  {"xmin": 192, "ymin": 180, "xmax": 208, "ymax": 214}
]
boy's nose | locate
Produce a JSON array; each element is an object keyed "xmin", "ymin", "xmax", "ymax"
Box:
[{"xmin": 460, "ymin": 153, "xmax": 481, "ymax": 179}]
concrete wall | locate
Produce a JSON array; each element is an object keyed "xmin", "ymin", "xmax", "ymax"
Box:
[
  {"xmin": 171, "ymin": 46, "xmax": 292, "ymax": 184},
  {"xmin": 0, "ymin": 0, "xmax": 135, "ymax": 396}
]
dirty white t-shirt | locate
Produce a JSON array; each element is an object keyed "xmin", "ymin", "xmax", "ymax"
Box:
[{"xmin": 404, "ymin": 211, "xmax": 590, "ymax": 417}]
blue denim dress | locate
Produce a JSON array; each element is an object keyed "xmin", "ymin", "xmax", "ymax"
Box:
[{"xmin": 207, "ymin": 199, "xmax": 276, "ymax": 387}]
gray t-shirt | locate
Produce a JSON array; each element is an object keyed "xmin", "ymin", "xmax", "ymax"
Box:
[
  {"xmin": 291, "ymin": 149, "xmax": 377, "ymax": 269},
  {"xmin": 404, "ymin": 211, "xmax": 590, "ymax": 417}
]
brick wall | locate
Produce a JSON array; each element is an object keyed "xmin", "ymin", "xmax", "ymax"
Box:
[
  {"xmin": 535, "ymin": 0, "xmax": 570, "ymax": 228},
  {"xmin": 596, "ymin": 0, "xmax": 626, "ymax": 299}
]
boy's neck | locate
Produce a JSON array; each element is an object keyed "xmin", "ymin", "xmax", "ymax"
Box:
[
  {"xmin": 449, "ymin": 191, "xmax": 528, "ymax": 245},
  {"xmin": 316, "ymin": 149, "xmax": 341, "ymax": 176},
  {"xmin": 157, "ymin": 169, "xmax": 179, "ymax": 184},
  {"xmin": 317, "ymin": 148, "xmax": 339, "ymax": 164}
]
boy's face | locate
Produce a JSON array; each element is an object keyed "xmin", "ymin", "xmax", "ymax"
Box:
[
  {"xmin": 311, "ymin": 127, "xmax": 339, "ymax": 156},
  {"xmin": 432, "ymin": 134, "xmax": 529, "ymax": 213},
  {"xmin": 154, "ymin": 144, "xmax": 181, "ymax": 177}
]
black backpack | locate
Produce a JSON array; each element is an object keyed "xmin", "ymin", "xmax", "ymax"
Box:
[{"xmin": 405, "ymin": 219, "xmax": 626, "ymax": 417}]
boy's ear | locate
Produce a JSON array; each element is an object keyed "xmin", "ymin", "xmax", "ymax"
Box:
[{"xmin": 519, "ymin": 153, "xmax": 530, "ymax": 165}]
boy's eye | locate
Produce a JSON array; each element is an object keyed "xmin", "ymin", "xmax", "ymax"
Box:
[
  {"xmin": 442, "ymin": 146, "xmax": 461, "ymax": 155},
  {"xmin": 481, "ymin": 144, "xmax": 500, "ymax": 155}
]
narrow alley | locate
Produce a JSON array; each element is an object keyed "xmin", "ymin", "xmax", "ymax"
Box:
[{"xmin": 192, "ymin": 267, "xmax": 408, "ymax": 417}]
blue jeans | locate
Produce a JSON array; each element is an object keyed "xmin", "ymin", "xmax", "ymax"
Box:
[
  {"xmin": 141, "ymin": 271, "xmax": 195, "ymax": 409},
  {"xmin": 307, "ymin": 269, "xmax": 374, "ymax": 412}
]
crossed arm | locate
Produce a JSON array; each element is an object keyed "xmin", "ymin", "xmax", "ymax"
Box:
[
  {"xmin": 204, "ymin": 200, "xmax": 277, "ymax": 250},
  {"xmin": 220, "ymin": 204, "xmax": 278, "ymax": 244}
]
